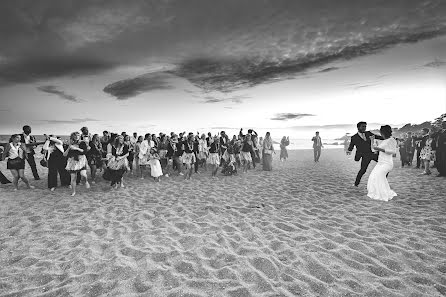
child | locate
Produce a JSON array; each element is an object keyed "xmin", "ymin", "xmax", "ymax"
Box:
[{"xmin": 148, "ymin": 148, "xmax": 163, "ymax": 182}]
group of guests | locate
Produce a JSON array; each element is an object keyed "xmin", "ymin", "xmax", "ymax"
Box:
[
  {"xmin": 396, "ymin": 122, "xmax": 446, "ymax": 177},
  {"xmin": 1, "ymin": 125, "xmax": 292, "ymax": 195}
]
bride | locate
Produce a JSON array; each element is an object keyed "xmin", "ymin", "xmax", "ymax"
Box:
[{"xmin": 367, "ymin": 125, "xmax": 397, "ymax": 201}]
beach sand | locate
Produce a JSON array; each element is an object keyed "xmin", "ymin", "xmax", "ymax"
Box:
[{"xmin": 0, "ymin": 149, "xmax": 445, "ymax": 297}]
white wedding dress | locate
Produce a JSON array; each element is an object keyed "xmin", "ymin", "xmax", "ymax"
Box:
[{"xmin": 367, "ymin": 137, "xmax": 397, "ymax": 201}]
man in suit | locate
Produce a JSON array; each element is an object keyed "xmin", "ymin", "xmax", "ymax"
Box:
[
  {"xmin": 346, "ymin": 121, "xmax": 384, "ymax": 186},
  {"xmin": 311, "ymin": 131, "xmax": 323, "ymax": 162},
  {"xmin": 20, "ymin": 125, "xmax": 40, "ymax": 180}
]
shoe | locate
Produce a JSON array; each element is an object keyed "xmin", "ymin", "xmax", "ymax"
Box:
[
  {"xmin": 34, "ymin": 177, "xmax": 41, "ymax": 181},
  {"xmin": 436, "ymin": 174, "xmax": 445, "ymax": 177},
  {"xmin": 85, "ymin": 182, "xmax": 91, "ymax": 189},
  {"xmin": 50, "ymin": 187, "xmax": 55, "ymax": 192},
  {"xmin": 28, "ymin": 185, "xmax": 35, "ymax": 189},
  {"xmin": 179, "ymin": 172, "xmax": 184, "ymax": 176},
  {"xmin": 71, "ymin": 192, "xmax": 76, "ymax": 196},
  {"xmin": 164, "ymin": 174, "xmax": 169, "ymax": 177}
]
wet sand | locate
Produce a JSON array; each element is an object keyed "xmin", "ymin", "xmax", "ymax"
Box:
[{"xmin": 0, "ymin": 149, "xmax": 445, "ymax": 297}]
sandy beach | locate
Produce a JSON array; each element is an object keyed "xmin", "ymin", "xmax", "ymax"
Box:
[{"xmin": 0, "ymin": 148, "xmax": 445, "ymax": 297}]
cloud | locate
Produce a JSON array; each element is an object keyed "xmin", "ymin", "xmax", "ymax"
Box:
[
  {"xmin": 37, "ymin": 85, "xmax": 81, "ymax": 102},
  {"xmin": 173, "ymin": 27, "xmax": 446, "ymax": 92},
  {"xmin": 103, "ymin": 73, "xmax": 174, "ymax": 100},
  {"xmin": 1, "ymin": 0, "xmax": 446, "ymax": 89},
  {"xmin": 0, "ymin": 56, "xmax": 116, "ymax": 85},
  {"xmin": 202, "ymin": 94, "xmax": 250, "ymax": 104},
  {"xmin": 423, "ymin": 60, "xmax": 446, "ymax": 68},
  {"xmin": 318, "ymin": 67, "xmax": 340, "ymax": 73},
  {"xmin": 271, "ymin": 113, "xmax": 315, "ymax": 121},
  {"xmin": 39, "ymin": 118, "xmax": 100, "ymax": 124}
]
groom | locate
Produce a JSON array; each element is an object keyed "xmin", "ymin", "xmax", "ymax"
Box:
[{"xmin": 347, "ymin": 121, "xmax": 384, "ymax": 186}]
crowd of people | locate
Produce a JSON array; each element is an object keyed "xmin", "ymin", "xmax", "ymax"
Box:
[
  {"xmin": 396, "ymin": 123, "xmax": 446, "ymax": 177},
  {"xmin": 1, "ymin": 125, "xmax": 291, "ymax": 196}
]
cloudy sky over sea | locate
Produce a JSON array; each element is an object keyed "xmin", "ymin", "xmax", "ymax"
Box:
[{"xmin": 0, "ymin": 0, "xmax": 445, "ymax": 138}]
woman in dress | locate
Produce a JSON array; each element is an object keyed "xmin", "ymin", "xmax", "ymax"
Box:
[
  {"xmin": 87, "ymin": 134, "xmax": 103, "ymax": 184},
  {"xmin": 280, "ymin": 136, "xmax": 290, "ymax": 162},
  {"xmin": 107, "ymin": 135, "xmax": 129, "ymax": 188},
  {"xmin": 2, "ymin": 134, "xmax": 34, "ymax": 190},
  {"xmin": 208, "ymin": 135, "xmax": 220, "ymax": 177},
  {"xmin": 64, "ymin": 132, "xmax": 90, "ymax": 196},
  {"xmin": 240, "ymin": 134, "xmax": 254, "ymax": 173},
  {"xmin": 158, "ymin": 134, "xmax": 169, "ymax": 177},
  {"xmin": 198, "ymin": 134, "xmax": 209, "ymax": 171},
  {"xmin": 262, "ymin": 132, "xmax": 275, "ymax": 171},
  {"xmin": 419, "ymin": 130, "xmax": 436, "ymax": 175},
  {"xmin": 182, "ymin": 134, "xmax": 196, "ymax": 180},
  {"xmin": 138, "ymin": 134, "xmax": 152, "ymax": 179},
  {"xmin": 43, "ymin": 135, "xmax": 70, "ymax": 191},
  {"xmin": 148, "ymin": 148, "xmax": 163, "ymax": 182},
  {"xmin": 367, "ymin": 125, "xmax": 397, "ymax": 201}
]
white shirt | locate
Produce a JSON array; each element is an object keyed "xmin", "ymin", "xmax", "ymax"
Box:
[{"xmin": 8, "ymin": 143, "xmax": 23, "ymax": 159}]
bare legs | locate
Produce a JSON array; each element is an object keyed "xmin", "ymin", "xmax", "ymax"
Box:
[
  {"xmin": 423, "ymin": 160, "xmax": 431, "ymax": 175},
  {"xmin": 70, "ymin": 170, "xmax": 89, "ymax": 196},
  {"xmin": 184, "ymin": 163, "xmax": 194, "ymax": 180},
  {"xmin": 10, "ymin": 169, "xmax": 33, "ymax": 190}
]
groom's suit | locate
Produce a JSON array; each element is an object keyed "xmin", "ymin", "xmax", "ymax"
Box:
[{"xmin": 348, "ymin": 131, "xmax": 384, "ymax": 186}]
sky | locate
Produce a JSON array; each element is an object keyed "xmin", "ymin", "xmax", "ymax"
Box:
[{"xmin": 0, "ymin": 0, "xmax": 445, "ymax": 139}]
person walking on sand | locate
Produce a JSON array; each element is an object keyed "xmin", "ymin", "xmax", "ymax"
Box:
[
  {"xmin": 64, "ymin": 132, "xmax": 90, "ymax": 196},
  {"xmin": 367, "ymin": 125, "xmax": 397, "ymax": 201},
  {"xmin": 347, "ymin": 121, "xmax": 385, "ymax": 187},
  {"xmin": 311, "ymin": 131, "xmax": 323, "ymax": 162},
  {"xmin": 107, "ymin": 135, "xmax": 129, "ymax": 189},
  {"xmin": 148, "ymin": 148, "xmax": 163, "ymax": 182},
  {"xmin": 42, "ymin": 135, "xmax": 70, "ymax": 191},
  {"xmin": 20, "ymin": 125, "xmax": 40, "ymax": 180},
  {"xmin": 208, "ymin": 135, "xmax": 220, "ymax": 177},
  {"xmin": 262, "ymin": 132, "xmax": 275, "ymax": 171},
  {"xmin": 280, "ymin": 136, "xmax": 290, "ymax": 162},
  {"xmin": 2, "ymin": 134, "xmax": 35, "ymax": 190}
]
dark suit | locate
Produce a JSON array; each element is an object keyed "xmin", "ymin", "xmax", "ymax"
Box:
[
  {"xmin": 347, "ymin": 131, "xmax": 384, "ymax": 186},
  {"xmin": 20, "ymin": 134, "xmax": 40, "ymax": 179},
  {"xmin": 434, "ymin": 130, "xmax": 446, "ymax": 176}
]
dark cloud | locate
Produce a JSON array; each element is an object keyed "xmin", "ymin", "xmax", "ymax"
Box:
[
  {"xmin": 0, "ymin": 0, "xmax": 445, "ymax": 88},
  {"xmin": 39, "ymin": 118, "xmax": 100, "ymax": 124},
  {"xmin": 103, "ymin": 73, "xmax": 174, "ymax": 100},
  {"xmin": 423, "ymin": 60, "xmax": 446, "ymax": 68},
  {"xmin": 318, "ymin": 67, "xmax": 340, "ymax": 73},
  {"xmin": 174, "ymin": 28, "xmax": 446, "ymax": 92},
  {"xmin": 271, "ymin": 113, "xmax": 315, "ymax": 121},
  {"xmin": 37, "ymin": 85, "xmax": 81, "ymax": 102},
  {"xmin": 0, "ymin": 56, "xmax": 116, "ymax": 85},
  {"xmin": 202, "ymin": 94, "xmax": 249, "ymax": 104}
]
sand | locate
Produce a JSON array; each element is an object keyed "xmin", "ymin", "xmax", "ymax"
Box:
[{"xmin": 0, "ymin": 149, "xmax": 445, "ymax": 297}]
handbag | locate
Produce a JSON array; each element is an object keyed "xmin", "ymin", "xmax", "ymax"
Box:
[{"xmin": 40, "ymin": 159, "xmax": 48, "ymax": 167}]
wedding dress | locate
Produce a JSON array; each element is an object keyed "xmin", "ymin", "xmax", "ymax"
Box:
[{"xmin": 367, "ymin": 137, "xmax": 397, "ymax": 201}]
